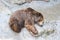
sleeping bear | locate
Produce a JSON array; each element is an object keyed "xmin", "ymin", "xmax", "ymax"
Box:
[{"xmin": 9, "ymin": 7, "xmax": 44, "ymax": 36}]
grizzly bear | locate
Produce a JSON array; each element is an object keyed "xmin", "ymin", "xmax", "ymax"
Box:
[{"xmin": 9, "ymin": 7, "xmax": 44, "ymax": 36}]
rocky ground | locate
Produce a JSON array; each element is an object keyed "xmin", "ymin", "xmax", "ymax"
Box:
[{"xmin": 0, "ymin": 0, "xmax": 60, "ymax": 40}]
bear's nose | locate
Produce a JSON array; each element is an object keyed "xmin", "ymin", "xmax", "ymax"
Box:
[
  {"xmin": 40, "ymin": 25, "xmax": 43, "ymax": 27},
  {"xmin": 37, "ymin": 23, "xmax": 43, "ymax": 27},
  {"xmin": 37, "ymin": 21, "xmax": 44, "ymax": 27}
]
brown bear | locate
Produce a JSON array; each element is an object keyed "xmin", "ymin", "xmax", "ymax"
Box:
[{"xmin": 9, "ymin": 7, "xmax": 44, "ymax": 36}]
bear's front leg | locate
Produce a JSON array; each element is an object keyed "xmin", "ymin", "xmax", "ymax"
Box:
[{"xmin": 25, "ymin": 19, "xmax": 38, "ymax": 36}]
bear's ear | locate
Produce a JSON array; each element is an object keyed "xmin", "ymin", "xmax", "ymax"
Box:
[
  {"xmin": 36, "ymin": 12, "xmax": 43, "ymax": 17},
  {"xmin": 32, "ymin": 11, "xmax": 43, "ymax": 17}
]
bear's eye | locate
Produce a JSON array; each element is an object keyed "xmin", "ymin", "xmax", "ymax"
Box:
[
  {"xmin": 37, "ymin": 18, "xmax": 43, "ymax": 22},
  {"xmin": 35, "ymin": 13, "xmax": 42, "ymax": 17},
  {"xmin": 38, "ymin": 20, "xmax": 41, "ymax": 22}
]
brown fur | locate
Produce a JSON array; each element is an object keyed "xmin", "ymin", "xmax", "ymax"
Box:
[{"xmin": 9, "ymin": 8, "xmax": 44, "ymax": 35}]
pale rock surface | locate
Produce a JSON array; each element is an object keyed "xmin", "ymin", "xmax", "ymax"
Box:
[{"xmin": 0, "ymin": 0, "xmax": 60, "ymax": 40}]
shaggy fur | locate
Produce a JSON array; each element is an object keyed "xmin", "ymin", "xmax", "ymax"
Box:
[{"xmin": 9, "ymin": 8, "xmax": 44, "ymax": 35}]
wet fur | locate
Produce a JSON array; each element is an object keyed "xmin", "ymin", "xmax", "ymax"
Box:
[{"xmin": 9, "ymin": 8, "xmax": 44, "ymax": 35}]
